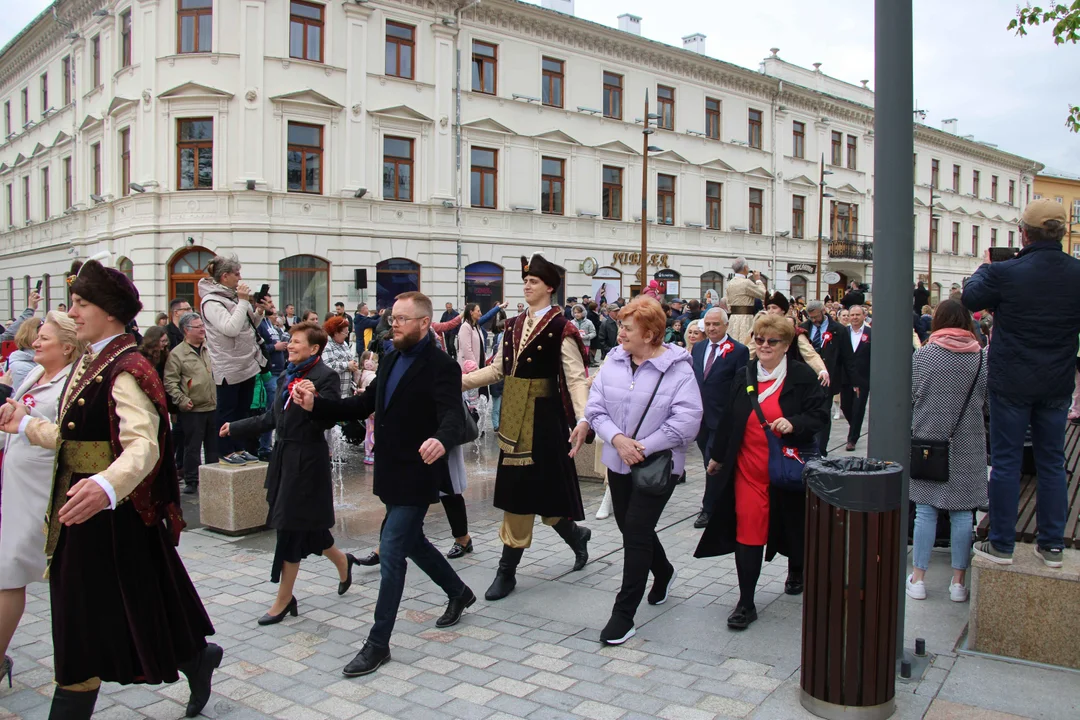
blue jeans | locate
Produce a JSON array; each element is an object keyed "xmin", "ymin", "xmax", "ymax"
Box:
[
  {"xmin": 259, "ymin": 374, "xmax": 278, "ymax": 454},
  {"xmin": 368, "ymin": 504, "xmax": 466, "ymax": 649},
  {"xmin": 988, "ymin": 392, "xmax": 1070, "ymax": 553},
  {"xmin": 912, "ymin": 504, "xmax": 972, "ymax": 572},
  {"xmin": 491, "ymin": 395, "xmax": 502, "ymax": 430}
]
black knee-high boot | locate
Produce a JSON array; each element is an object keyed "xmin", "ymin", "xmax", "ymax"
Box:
[
  {"xmin": 48, "ymin": 687, "xmax": 99, "ymax": 720},
  {"xmin": 485, "ymin": 545, "xmax": 525, "ymax": 601},
  {"xmin": 552, "ymin": 518, "xmax": 591, "ymax": 571},
  {"xmin": 729, "ymin": 543, "xmax": 764, "ymax": 630}
]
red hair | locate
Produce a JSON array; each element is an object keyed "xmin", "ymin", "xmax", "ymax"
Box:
[
  {"xmin": 620, "ymin": 296, "xmax": 667, "ymax": 347},
  {"xmin": 324, "ymin": 315, "xmax": 349, "ymax": 337}
]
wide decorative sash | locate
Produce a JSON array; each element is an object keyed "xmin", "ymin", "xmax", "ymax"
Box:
[
  {"xmin": 496, "ymin": 377, "xmax": 554, "ymax": 466},
  {"xmin": 44, "ymin": 440, "xmax": 116, "ymax": 573}
]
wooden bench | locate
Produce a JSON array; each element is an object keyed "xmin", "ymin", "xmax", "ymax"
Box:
[{"xmin": 976, "ymin": 423, "xmax": 1080, "ymax": 548}]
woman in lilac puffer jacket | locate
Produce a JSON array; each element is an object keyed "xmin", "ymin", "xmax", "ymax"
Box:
[{"xmin": 585, "ymin": 296, "xmax": 702, "ymax": 646}]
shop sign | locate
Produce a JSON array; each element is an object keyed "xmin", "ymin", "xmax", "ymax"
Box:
[
  {"xmin": 611, "ymin": 252, "xmax": 670, "ymax": 269},
  {"xmin": 787, "ymin": 262, "xmax": 816, "ymax": 274}
]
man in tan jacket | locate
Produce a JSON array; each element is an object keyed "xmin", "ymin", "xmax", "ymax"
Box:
[
  {"xmin": 725, "ymin": 258, "xmax": 767, "ymax": 344},
  {"xmin": 164, "ymin": 312, "xmax": 219, "ymax": 494}
]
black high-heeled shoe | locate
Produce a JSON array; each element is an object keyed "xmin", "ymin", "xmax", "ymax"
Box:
[
  {"xmin": 339, "ymin": 554, "xmax": 359, "ymax": 595},
  {"xmin": 258, "ymin": 596, "xmax": 298, "ymax": 626},
  {"xmin": 1, "ymin": 655, "xmax": 11, "ymax": 688}
]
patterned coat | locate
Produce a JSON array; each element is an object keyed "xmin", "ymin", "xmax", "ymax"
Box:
[{"xmin": 909, "ymin": 344, "xmax": 989, "ymax": 510}]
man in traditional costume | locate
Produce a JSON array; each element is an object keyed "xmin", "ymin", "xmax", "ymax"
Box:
[
  {"xmin": 725, "ymin": 257, "xmax": 767, "ymax": 344},
  {"xmin": 0, "ymin": 260, "xmax": 220, "ymax": 720},
  {"xmin": 462, "ymin": 254, "xmax": 592, "ymax": 601}
]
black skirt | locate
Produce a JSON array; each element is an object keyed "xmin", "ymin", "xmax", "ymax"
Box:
[{"xmin": 271, "ymin": 529, "xmax": 334, "ymax": 582}]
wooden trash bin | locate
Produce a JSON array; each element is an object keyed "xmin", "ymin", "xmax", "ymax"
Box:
[{"xmin": 800, "ymin": 458, "xmax": 903, "ymax": 720}]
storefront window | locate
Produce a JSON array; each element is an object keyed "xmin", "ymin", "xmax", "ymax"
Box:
[
  {"xmin": 789, "ymin": 275, "xmax": 807, "ymax": 301},
  {"xmin": 591, "ymin": 267, "xmax": 622, "ymax": 305},
  {"xmin": 279, "ymin": 254, "xmax": 329, "ymax": 319},
  {"xmin": 654, "ymin": 269, "xmax": 681, "ymax": 301},
  {"xmin": 464, "ymin": 261, "xmax": 503, "ymax": 313},
  {"xmin": 376, "ymin": 257, "xmax": 420, "ymax": 311},
  {"xmin": 700, "ymin": 271, "xmax": 723, "ymax": 304}
]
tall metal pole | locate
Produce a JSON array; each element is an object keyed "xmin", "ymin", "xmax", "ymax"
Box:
[
  {"xmin": 927, "ymin": 186, "xmax": 935, "ymax": 290},
  {"xmin": 816, "ymin": 154, "xmax": 826, "ymax": 300},
  {"xmin": 870, "ymin": 0, "xmax": 914, "ymax": 666},
  {"xmin": 640, "ymin": 91, "xmax": 651, "ymax": 294}
]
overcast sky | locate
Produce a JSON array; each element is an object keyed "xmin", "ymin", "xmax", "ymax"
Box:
[{"xmin": 4, "ymin": 0, "xmax": 1078, "ymax": 174}]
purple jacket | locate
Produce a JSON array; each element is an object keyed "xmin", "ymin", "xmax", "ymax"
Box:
[{"xmin": 586, "ymin": 343, "xmax": 703, "ymax": 475}]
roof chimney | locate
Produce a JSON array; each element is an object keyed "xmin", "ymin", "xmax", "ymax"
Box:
[
  {"xmin": 769, "ymin": 48, "xmax": 780, "ymax": 58},
  {"xmin": 942, "ymin": 118, "xmax": 958, "ymax": 135},
  {"xmin": 541, "ymin": 0, "xmax": 575, "ymax": 15},
  {"xmin": 618, "ymin": 13, "xmax": 641, "ymax": 35},
  {"xmin": 812, "ymin": 62, "xmax": 822, "ymax": 73},
  {"xmin": 682, "ymin": 33, "xmax": 706, "ymax": 54}
]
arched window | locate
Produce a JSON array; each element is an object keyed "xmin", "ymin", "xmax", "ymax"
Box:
[
  {"xmin": 280, "ymin": 255, "xmax": 330, "ymax": 320},
  {"xmin": 376, "ymin": 258, "xmax": 420, "ymax": 311},
  {"xmin": 552, "ymin": 264, "xmax": 566, "ymax": 307},
  {"xmin": 933, "ymin": 282, "xmax": 943, "ymax": 305},
  {"xmin": 169, "ymin": 247, "xmax": 214, "ymax": 310},
  {"xmin": 464, "ymin": 261, "xmax": 503, "ymax": 313},
  {"xmin": 700, "ymin": 271, "xmax": 724, "ymax": 302},
  {"xmin": 789, "ymin": 275, "xmax": 808, "ymax": 301},
  {"xmin": 591, "ymin": 267, "xmax": 622, "ymax": 305},
  {"xmin": 117, "ymin": 256, "xmax": 134, "ymax": 280},
  {"xmin": 42, "ymin": 273, "xmax": 51, "ymax": 310}
]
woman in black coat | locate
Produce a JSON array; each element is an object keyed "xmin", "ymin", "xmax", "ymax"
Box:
[
  {"xmin": 695, "ymin": 314, "xmax": 827, "ymax": 631},
  {"xmin": 222, "ymin": 321, "xmax": 359, "ymax": 625}
]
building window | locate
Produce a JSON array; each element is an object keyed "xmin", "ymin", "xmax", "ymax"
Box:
[
  {"xmin": 471, "ymin": 41, "xmax": 497, "ymax": 94},
  {"xmin": 971, "ymin": 226, "xmax": 980, "ymax": 255},
  {"xmin": 542, "ymin": 57, "xmax": 563, "ymax": 108},
  {"xmin": 280, "ymin": 254, "xmax": 330, "ymax": 319},
  {"xmin": 748, "ymin": 109, "xmax": 762, "ymax": 149},
  {"xmin": 464, "ymin": 261, "xmax": 504, "ymax": 313},
  {"xmin": 706, "ymin": 181, "xmax": 722, "ymax": 230},
  {"xmin": 287, "ymin": 122, "xmax": 323, "ymax": 194},
  {"xmin": 701, "ymin": 270, "xmax": 724, "ymax": 299},
  {"xmin": 602, "ymin": 166, "xmax": 622, "ymax": 220},
  {"xmin": 831, "ymin": 201, "xmax": 859, "ymax": 240},
  {"xmin": 470, "ymin": 147, "xmax": 497, "ymax": 208},
  {"xmin": 63, "ymin": 157, "xmax": 72, "ymax": 208},
  {"xmin": 792, "ymin": 195, "xmax": 805, "ymax": 238},
  {"xmin": 177, "ymin": 118, "xmax": 213, "ymax": 190},
  {"xmin": 119, "ymin": 128, "xmax": 131, "ymax": 196},
  {"xmin": 792, "ymin": 121, "xmax": 805, "ymax": 159},
  {"xmin": 846, "ymin": 135, "xmax": 857, "ymax": 169},
  {"xmin": 1008, "ymin": 179, "xmax": 1015, "ymax": 205},
  {"xmin": 382, "ymin": 136, "xmax": 413, "ymax": 202},
  {"xmin": 1073, "ymin": 199, "xmax": 1080, "ymax": 223},
  {"xmin": 541, "ymin": 157, "xmax": 564, "ymax": 215},
  {"xmin": 23, "ymin": 176, "xmax": 30, "ymax": 221},
  {"xmin": 657, "ymin": 174, "xmax": 675, "ymax": 225},
  {"xmin": 951, "ymin": 222, "xmax": 960, "ymax": 253},
  {"xmin": 991, "ymin": 228, "xmax": 998, "ymax": 247},
  {"xmin": 120, "ymin": 10, "xmax": 132, "ymax": 68},
  {"xmin": 91, "ymin": 35, "xmax": 101, "ymax": 87},
  {"xmin": 705, "ymin": 97, "xmax": 721, "ymax": 140},
  {"xmin": 40, "ymin": 73, "xmax": 48, "ymax": 114},
  {"xmin": 91, "ymin": 142, "xmax": 101, "ymax": 196},
  {"xmin": 930, "ymin": 218, "xmax": 939, "ymax": 252},
  {"xmin": 178, "ymin": 0, "xmax": 212, "ymax": 53},
  {"xmin": 931, "ymin": 159, "xmax": 940, "ymax": 189},
  {"xmin": 991, "ymin": 175, "xmax": 998, "ymax": 202},
  {"xmin": 169, "ymin": 247, "xmax": 213, "ymax": 310},
  {"xmin": 952, "ymin": 164, "xmax": 960, "ymax": 192},
  {"xmin": 603, "ymin": 72, "xmax": 623, "ymax": 120},
  {"xmin": 385, "ymin": 21, "xmax": 415, "ymax": 79},
  {"xmin": 1008, "ymin": 230, "xmax": 1015, "ymax": 247},
  {"xmin": 375, "ymin": 258, "xmax": 420, "ymax": 312},
  {"xmin": 41, "ymin": 167, "xmax": 50, "ymax": 219},
  {"xmin": 830, "ymin": 131, "xmax": 842, "ymax": 165},
  {"xmin": 657, "ymin": 85, "xmax": 674, "ymax": 130},
  {"xmin": 790, "ymin": 275, "xmax": 808, "ymax": 300},
  {"xmin": 21, "ymin": 88, "xmax": 28, "ymax": 126},
  {"xmin": 290, "ymin": 1, "xmax": 323, "ymax": 63},
  {"xmin": 749, "ymin": 188, "xmax": 763, "ymax": 234},
  {"xmin": 971, "ymin": 169, "xmax": 980, "ymax": 196},
  {"xmin": 62, "ymin": 56, "xmax": 71, "ymax": 105},
  {"xmin": 5, "ymin": 184, "xmax": 11, "ymax": 226}
]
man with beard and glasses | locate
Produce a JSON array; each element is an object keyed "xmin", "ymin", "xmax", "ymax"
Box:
[{"xmin": 292, "ymin": 291, "xmax": 472, "ymax": 677}]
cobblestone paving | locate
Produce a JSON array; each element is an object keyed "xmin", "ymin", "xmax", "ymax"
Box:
[{"xmin": 1, "ymin": 421, "xmax": 952, "ymax": 719}]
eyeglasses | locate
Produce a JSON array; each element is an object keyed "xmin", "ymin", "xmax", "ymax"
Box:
[
  {"xmin": 754, "ymin": 336, "xmax": 783, "ymax": 347},
  {"xmin": 390, "ymin": 315, "xmax": 425, "ymax": 326}
]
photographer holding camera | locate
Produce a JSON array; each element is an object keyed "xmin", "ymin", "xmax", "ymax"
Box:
[
  {"xmin": 963, "ymin": 199, "xmax": 1080, "ymax": 568},
  {"xmin": 199, "ymin": 255, "xmax": 269, "ymax": 467}
]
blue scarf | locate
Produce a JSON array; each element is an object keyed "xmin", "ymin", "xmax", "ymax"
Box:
[{"xmin": 281, "ymin": 354, "xmax": 320, "ymax": 402}]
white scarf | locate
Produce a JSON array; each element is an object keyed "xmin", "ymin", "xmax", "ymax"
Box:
[{"xmin": 756, "ymin": 356, "xmax": 788, "ymax": 403}]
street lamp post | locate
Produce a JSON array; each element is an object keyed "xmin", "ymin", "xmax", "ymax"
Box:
[
  {"xmin": 640, "ymin": 91, "xmax": 653, "ymax": 294},
  {"xmin": 815, "ymin": 156, "xmax": 834, "ymax": 299},
  {"xmin": 927, "ymin": 188, "xmax": 941, "ymax": 290}
]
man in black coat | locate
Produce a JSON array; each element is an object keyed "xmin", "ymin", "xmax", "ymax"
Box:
[
  {"xmin": 840, "ymin": 281, "xmax": 865, "ymax": 309},
  {"xmin": 801, "ymin": 299, "xmax": 845, "ymax": 455},
  {"xmin": 838, "ymin": 304, "xmax": 871, "ymax": 451},
  {"xmin": 597, "ymin": 304, "xmax": 620, "ymax": 359},
  {"xmin": 439, "ymin": 302, "xmax": 459, "ymax": 359},
  {"xmin": 293, "ymin": 291, "xmax": 474, "ymax": 677},
  {"xmin": 913, "ymin": 281, "xmax": 930, "ymax": 314}
]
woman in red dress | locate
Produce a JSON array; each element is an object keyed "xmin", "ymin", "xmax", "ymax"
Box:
[{"xmin": 695, "ymin": 314, "xmax": 827, "ymax": 630}]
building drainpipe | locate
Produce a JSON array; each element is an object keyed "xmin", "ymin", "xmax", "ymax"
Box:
[{"xmin": 453, "ymin": 0, "xmax": 481, "ymax": 302}]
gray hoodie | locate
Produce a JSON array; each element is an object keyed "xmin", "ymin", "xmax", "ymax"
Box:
[{"xmin": 198, "ymin": 277, "xmax": 266, "ymax": 385}]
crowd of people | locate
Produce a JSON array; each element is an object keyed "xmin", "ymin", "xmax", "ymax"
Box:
[{"xmin": 0, "ymin": 199, "xmax": 1077, "ymax": 713}]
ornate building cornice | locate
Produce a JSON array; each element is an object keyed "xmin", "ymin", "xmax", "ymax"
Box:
[
  {"xmin": 0, "ymin": 0, "xmax": 103, "ymax": 92},
  {"xmin": 914, "ymin": 125, "xmax": 1042, "ymax": 175}
]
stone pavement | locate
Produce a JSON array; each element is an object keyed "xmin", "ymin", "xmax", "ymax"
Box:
[{"xmin": 2, "ymin": 415, "xmax": 1077, "ymax": 720}]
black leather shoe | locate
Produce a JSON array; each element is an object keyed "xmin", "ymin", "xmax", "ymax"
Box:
[
  {"xmin": 356, "ymin": 551, "xmax": 380, "ymax": 566},
  {"xmin": 182, "ymin": 482, "xmax": 198, "ymax": 495},
  {"xmin": 727, "ymin": 604, "xmax": 758, "ymax": 630},
  {"xmin": 258, "ymin": 597, "xmax": 298, "ymax": 626},
  {"xmin": 339, "ymin": 555, "xmax": 358, "ymax": 595},
  {"xmin": 785, "ymin": 572, "xmax": 804, "ymax": 596},
  {"xmin": 693, "ymin": 511, "xmax": 711, "ymax": 529},
  {"xmin": 342, "ymin": 643, "xmax": 391, "ymax": 677},
  {"xmin": 446, "ymin": 538, "xmax": 473, "ymax": 559},
  {"xmin": 599, "ymin": 615, "xmax": 636, "ymax": 645},
  {"xmin": 436, "ymin": 586, "xmax": 476, "ymax": 628},
  {"xmin": 48, "ymin": 686, "xmax": 100, "ymax": 720},
  {"xmin": 485, "ymin": 545, "xmax": 524, "ymax": 601},
  {"xmin": 182, "ymin": 642, "xmax": 223, "ymax": 718}
]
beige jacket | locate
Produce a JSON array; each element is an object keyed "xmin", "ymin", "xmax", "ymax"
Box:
[{"xmin": 164, "ymin": 341, "xmax": 217, "ymax": 412}]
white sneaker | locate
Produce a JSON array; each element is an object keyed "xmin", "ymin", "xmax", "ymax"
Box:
[
  {"xmin": 595, "ymin": 486, "xmax": 613, "ymax": 520},
  {"xmin": 949, "ymin": 582, "xmax": 968, "ymax": 602},
  {"xmin": 905, "ymin": 574, "xmax": 926, "ymax": 600},
  {"xmin": 833, "ymin": 405, "xmax": 841, "ymax": 420}
]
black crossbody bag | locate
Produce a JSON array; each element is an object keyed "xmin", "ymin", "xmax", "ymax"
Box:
[
  {"xmin": 628, "ymin": 373, "xmax": 675, "ymax": 496},
  {"xmin": 909, "ymin": 352, "xmax": 982, "ymax": 482}
]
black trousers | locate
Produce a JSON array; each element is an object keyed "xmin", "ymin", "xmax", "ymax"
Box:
[
  {"xmin": 840, "ymin": 385, "xmax": 869, "ymax": 445},
  {"xmin": 440, "ymin": 494, "xmax": 469, "ymax": 538},
  {"xmin": 815, "ymin": 392, "xmax": 835, "ymax": 456},
  {"xmin": 607, "ymin": 470, "xmax": 676, "ymax": 622},
  {"xmin": 172, "ymin": 417, "xmax": 186, "ymax": 471},
  {"xmin": 178, "ymin": 411, "xmax": 219, "ymax": 483},
  {"xmin": 696, "ymin": 431, "xmax": 719, "ymax": 512},
  {"xmin": 216, "ymin": 377, "xmax": 255, "ymax": 456}
]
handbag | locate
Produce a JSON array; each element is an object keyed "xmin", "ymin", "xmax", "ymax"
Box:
[
  {"xmin": 460, "ymin": 398, "xmax": 480, "ymax": 445},
  {"xmin": 628, "ymin": 373, "xmax": 675, "ymax": 496},
  {"xmin": 910, "ymin": 351, "xmax": 982, "ymax": 482},
  {"xmin": 745, "ymin": 365, "xmax": 818, "ymax": 491}
]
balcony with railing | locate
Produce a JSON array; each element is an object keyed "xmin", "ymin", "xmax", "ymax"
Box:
[{"xmin": 827, "ymin": 233, "xmax": 874, "ymax": 261}]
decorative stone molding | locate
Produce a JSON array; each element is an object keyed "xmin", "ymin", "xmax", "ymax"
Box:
[{"xmin": 246, "ymin": 90, "xmax": 258, "ymax": 103}]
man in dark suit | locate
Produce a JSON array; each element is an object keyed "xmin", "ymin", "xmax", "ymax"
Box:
[
  {"xmin": 691, "ymin": 307, "xmax": 749, "ymax": 528},
  {"xmin": 439, "ymin": 302, "xmax": 459, "ymax": 359},
  {"xmin": 293, "ymin": 291, "xmax": 473, "ymax": 678},
  {"xmin": 838, "ymin": 304, "xmax": 871, "ymax": 451},
  {"xmin": 801, "ymin": 299, "xmax": 845, "ymax": 456}
]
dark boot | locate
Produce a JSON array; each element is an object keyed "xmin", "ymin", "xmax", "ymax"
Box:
[
  {"xmin": 485, "ymin": 545, "xmax": 524, "ymax": 601},
  {"xmin": 48, "ymin": 686, "xmax": 99, "ymax": 720},
  {"xmin": 178, "ymin": 642, "xmax": 223, "ymax": 718},
  {"xmin": 553, "ymin": 519, "xmax": 591, "ymax": 571}
]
